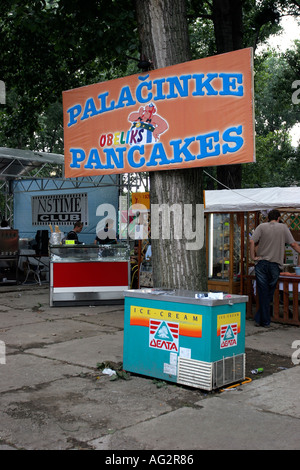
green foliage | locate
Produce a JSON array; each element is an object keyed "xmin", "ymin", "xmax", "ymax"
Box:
[
  {"xmin": 242, "ymin": 130, "xmax": 298, "ymax": 187},
  {"xmin": 0, "ymin": 0, "xmax": 138, "ymax": 149},
  {"xmin": 254, "ymin": 47, "xmax": 300, "ymax": 135},
  {"xmin": 241, "ymin": 41, "xmax": 300, "ymax": 188},
  {"xmin": 189, "ymin": 16, "xmax": 216, "ymax": 59},
  {"xmin": 30, "ymin": 101, "xmax": 64, "ymax": 153}
]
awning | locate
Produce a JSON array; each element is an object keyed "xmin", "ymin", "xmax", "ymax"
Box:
[
  {"xmin": 204, "ymin": 187, "xmax": 300, "ymax": 212},
  {"xmin": 0, "ymin": 147, "xmax": 64, "ymax": 180}
]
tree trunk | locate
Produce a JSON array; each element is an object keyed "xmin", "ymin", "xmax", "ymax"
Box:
[
  {"xmin": 150, "ymin": 168, "xmax": 206, "ymax": 290},
  {"xmin": 134, "ymin": 0, "xmax": 207, "ymax": 290},
  {"xmin": 212, "ymin": 0, "xmax": 243, "ymax": 53},
  {"xmin": 212, "ymin": 0, "xmax": 244, "ymax": 189}
]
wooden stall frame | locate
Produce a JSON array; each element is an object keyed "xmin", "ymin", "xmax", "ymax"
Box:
[{"xmin": 245, "ymin": 274, "xmax": 300, "ymax": 326}]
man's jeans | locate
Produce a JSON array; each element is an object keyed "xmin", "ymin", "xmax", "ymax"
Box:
[{"xmin": 254, "ymin": 260, "xmax": 281, "ymax": 326}]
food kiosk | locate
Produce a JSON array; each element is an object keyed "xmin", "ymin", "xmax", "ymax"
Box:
[
  {"xmin": 205, "ymin": 187, "xmax": 300, "ymax": 296},
  {"xmin": 204, "ymin": 187, "xmax": 300, "ymax": 325},
  {"xmin": 206, "ymin": 212, "xmax": 245, "ymax": 295},
  {"xmin": 49, "ymin": 243, "xmax": 130, "ymax": 306}
]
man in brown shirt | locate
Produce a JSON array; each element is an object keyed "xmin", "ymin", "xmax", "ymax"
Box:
[{"xmin": 250, "ymin": 209, "xmax": 300, "ymax": 327}]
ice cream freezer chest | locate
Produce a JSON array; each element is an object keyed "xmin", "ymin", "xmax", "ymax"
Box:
[{"xmin": 123, "ymin": 289, "xmax": 248, "ymax": 390}]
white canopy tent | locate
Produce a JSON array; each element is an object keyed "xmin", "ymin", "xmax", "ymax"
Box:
[{"xmin": 204, "ymin": 187, "xmax": 300, "ymax": 212}]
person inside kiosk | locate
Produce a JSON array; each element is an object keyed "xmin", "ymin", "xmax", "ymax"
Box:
[{"xmin": 66, "ymin": 221, "xmax": 83, "ymax": 244}]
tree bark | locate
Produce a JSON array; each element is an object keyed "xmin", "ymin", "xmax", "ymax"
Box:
[
  {"xmin": 135, "ymin": 0, "xmax": 192, "ymax": 69},
  {"xmin": 134, "ymin": 0, "xmax": 207, "ymax": 290},
  {"xmin": 212, "ymin": 0, "xmax": 244, "ymax": 189},
  {"xmin": 150, "ymin": 168, "xmax": 206, "ymax": 290},
  {"xmin": 212, "ymin": 0, "xmax": 243, "ymax": 53}
]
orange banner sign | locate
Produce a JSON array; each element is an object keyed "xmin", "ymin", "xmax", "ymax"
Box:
[
  {"xmin": 63, "ymin": 48, "xmax": 255, "ymax": 177},
  {"xmin": 131, "ymin": 192, "xmax": 150, "ymax": 209}
]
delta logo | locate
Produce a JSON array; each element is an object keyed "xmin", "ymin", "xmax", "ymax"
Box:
[
  {"xmin": 220, "ymin": 323, "xmax": 238, "ymax": 349},
  {"xmin": 149, "ymin": 319, "xmax": 179, "ymax": 352}
]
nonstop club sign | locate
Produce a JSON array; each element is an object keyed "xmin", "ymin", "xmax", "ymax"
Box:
[
  {"xmin": 32, "ymin": 193, "xmax": 88, "ymax": 226},
  {"xmin": 63, "ymin": 48, "xmax": 255, "ymax": 177}
]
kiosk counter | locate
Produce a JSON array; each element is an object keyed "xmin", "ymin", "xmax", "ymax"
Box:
[{"xmin": 50, "ymin": 243, "xmax": 130, "ymax": 306}]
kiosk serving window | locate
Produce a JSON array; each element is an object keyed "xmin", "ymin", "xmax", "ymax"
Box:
[{"xmin": 207, "ymin": 212, "xmax": 244, "ymax": 294}]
